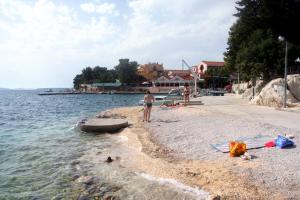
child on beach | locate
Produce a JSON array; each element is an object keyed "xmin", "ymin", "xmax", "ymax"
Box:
[
  {"xmin": 143, "ymin": 91, "xmax": 154, "ymax": 122},
  {"xmin": 183, "ymin": 83, "xmax": 190, "ymax": 106}
]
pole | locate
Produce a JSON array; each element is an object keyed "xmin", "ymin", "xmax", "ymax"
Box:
[
  {"xmin": 194, "ymin": 78, "xmax": 197, "ymax": 96},
  {"xmin": 237, "ymin": 70, "xmax": 240, "ymax": 95},
  {"xmin": 283, "ymin": 40, "xmax": 288, "ymax": 108}
]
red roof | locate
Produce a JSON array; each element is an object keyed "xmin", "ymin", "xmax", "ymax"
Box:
[
  {"xmin": 181, "ymin": 75, "xmax": 194, "ymax": 80},
  {"xmin": 201, "ymin": 61, "xmax": 224, "ymax": 67},
  {"xmin": 165, "ymin": 69, "xmax": 190, "ymax": 73},
  {"xmin": 165, "ymin": 69, "xmax": 192, "ymax": 79}
]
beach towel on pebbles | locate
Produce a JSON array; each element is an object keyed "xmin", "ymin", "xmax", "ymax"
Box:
[{"xmin": 211, "ymin": 135, "xmax": 273, "ymax": 153}]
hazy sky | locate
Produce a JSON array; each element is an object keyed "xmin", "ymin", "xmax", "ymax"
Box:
[{"xmin": 0, "ymin": 0, "xmax": 237, "ymax": 89}]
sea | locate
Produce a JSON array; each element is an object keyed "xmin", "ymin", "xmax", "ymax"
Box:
[{"xmin": 0, "ymin": 90, "xmax": 208, "ymax": 200}]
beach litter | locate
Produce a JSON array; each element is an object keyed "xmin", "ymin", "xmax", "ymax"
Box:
[
  {"xmin": 265, "ymin": 140, "xmax": 276, "ymax": 148},
  {"xmin": 212, "ymin": 134, "xmax": 295, "ymax": 156},
  {"xmin": 285, "ymin": 134, "xmax": 295, "ymax": 139},
  {"xmin": 240, "ymin": 152, "xmax": 252, "ymax": 160},
  {"xmin": 275, "ymin": 135, "xmax": 294, "ymax": 148},
  {"xmin": 229, "ymin": 141, "xmax": 246, "ymax": 157},
  {"xmin": 211, "ymin": 135, "xmax": 272, "ymax": 153},
  {"xmin": 265, "ymin": 135, "xmax": 295, "ymax": 149}
]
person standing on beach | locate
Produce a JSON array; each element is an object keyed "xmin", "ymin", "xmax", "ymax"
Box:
[
  {"xmin": 143, "ymin": 91, "xmax": 154, "ymax": 122},
  {"xmin": 183, "ymin": 83, "xmax": 190, "ymax": 106}
]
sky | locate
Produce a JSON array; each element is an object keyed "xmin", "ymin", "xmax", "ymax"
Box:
[{"xmin": 0, "ymin": 0, "xmax": 237, "ymax": 89}]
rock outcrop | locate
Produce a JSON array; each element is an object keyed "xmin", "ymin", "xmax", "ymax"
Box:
[
  {"xmin": 232, "ymin": 82, "xmax": 249, "ymax": 94},
  {"xmin": 287, "ymin": 74, "xmax": 300, "ymax": 100},
  {"xmin": 252, "ymin": 77, "xmax": 299, "ymax": 107},
  {"xmin": 241, "ymin": 80, "xmax": 263, "ymax": 101},
  {"xmin": 232, "ymin": 80, "xmax": 263, "ymax": 101}
]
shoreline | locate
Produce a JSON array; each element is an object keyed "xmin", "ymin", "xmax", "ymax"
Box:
[
  {"xmin": 101, "ymin": 94, "xmax": 300, "ymax": 199},
  {"xmin": 107, "ymin": 107, "xmax": 268, "ymax": 199},
  {"xmin": 78, "ymin": 107, "xmax": 211, "ymax": 199}
]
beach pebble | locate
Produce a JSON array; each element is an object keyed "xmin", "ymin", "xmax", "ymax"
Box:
[
  {"xmin": 51, "ymin": 194, "xmax": 63, "ymax": 200},
  {"xmin": 87, "ymin": 185, "xmax": 97, "ymax": 194},
  {"xmin": 77, "ymin": 194, "xmax": 89, "ymax": 200},
  {"xmin": 71, "ymin": 160, "xmax": 80, "ymax": 166},
  {"xmin": 77, "ymin": 176, "xmax": 95, "ymax": 185},
  {"xmin": 211, "ymin": 195, "xmax": 221, "ymax": 200},
  {"xmin": 72, "ymin": 174, "xmax": 81, "ymax": 181},
  {"xmin": 103, "ymin": 194, "xmax": 119, "ymax": 200}
]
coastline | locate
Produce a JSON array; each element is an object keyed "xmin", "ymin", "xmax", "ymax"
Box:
[
  {"xmin": 97, "ymin": 94, "xmax": 300, "ymax": 199},
  {"xmin": 106, "ymin": 107, "xmax": 268, "ymax": 199}
]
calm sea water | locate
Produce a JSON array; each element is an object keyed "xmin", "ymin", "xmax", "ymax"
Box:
[
  {"xmin": 0, "ymin": 90, "xmax": 208, "ymax": 200},
  {"xmin": 0, "ymin": 90, "xmax": 143, "ymax": 199}
]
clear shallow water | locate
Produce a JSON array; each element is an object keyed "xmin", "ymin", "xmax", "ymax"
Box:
[
  {"xmin": 0, "ymin": 90, "xmax": 143, "ymax": 199},
  {"xmin": 0, "ymin": 90, "xmax": 208, "ymax": 200}
]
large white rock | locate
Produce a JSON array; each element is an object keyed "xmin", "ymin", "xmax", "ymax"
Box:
[
  {"xmin": 287, "ymin": 74, "xmax": 300, "ymax": 100},
  {"xmin": 241, "ymin": 80, "xmax": 263, "ymax": 101},
  {"xmin": 232, "ymin": 82, "xmax": 249, "ymax": 94},
  {"xmin": 252, "ymin": 78, "xmax": 299, "ymax": 107}
]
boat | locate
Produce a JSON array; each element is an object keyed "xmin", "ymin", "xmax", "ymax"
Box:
[
  {"xmin": 168, "ymin": 88, "xmax": 182, "ymax": 96},
  {"xmin": 167, "ymin": 88, "xmax": 184, "ymax": 100},
  {"xmin": 45, "ymin": 89, "xmax": 53, "ymax": 93},
  {"xmin": 208, "ymin": 90, "xmax": 225, "ymax": 96},
  {"xmin": 138, "ymin": 95, "xmax": 173, "ymax": 106},
  {"xmin": 108, "ymin": 90, "xmax": 116, "ymax": 94}
]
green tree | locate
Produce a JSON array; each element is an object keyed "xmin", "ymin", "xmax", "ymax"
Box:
[
  {"xmin": 73, "ymin": 74, "xmax": 82, "ymax": 90},
  {"xmin": 81, "ymin": 67, "xmax": 94, "ymax": 84},
  {"xmin": 206, "ymin": 67, "xmax": 230, "ymax": 88},
  {"xmin": 115, "ymin": 59, "xmax": 145, "ymax": 84},
  {"xmin": 224, "ymin": 0, "xmax": 300, "ymax": 83},
  {"xmin": 260, "ymin": 0, "xmax": 300, "ymax": 45},
  {"xmin": 107, "ymin": 69, "xmax": 117, "ymax": 82},
  {"xmin": 93, "ymin": 66, "xmax": 109, "ymax": 83}
]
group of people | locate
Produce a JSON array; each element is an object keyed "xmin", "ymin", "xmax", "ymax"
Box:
[{"xmin": 143, "ymin": 84, "xmax": 190, "ymax": 122}]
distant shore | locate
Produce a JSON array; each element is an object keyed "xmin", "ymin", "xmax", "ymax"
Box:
[
  {"xmin": 37, "ymin": 91, "xmax": 169, "ymax": 95},
  {"xmin": 105, "ymin": 95, "xmax": 300, "ymax": 199}
]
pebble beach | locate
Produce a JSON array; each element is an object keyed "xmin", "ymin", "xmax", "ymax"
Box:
[{"xmin": 106, "ymin": 94, "xmax": 300, "ymax": 199}]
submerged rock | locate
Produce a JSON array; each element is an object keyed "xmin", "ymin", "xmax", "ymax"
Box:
[
  {"xmin": 106, "ymin": 156, "xmax": 113, "ymax": 163},
  {"xmin": 77, "ymin": 194, "xmax": 89, "ymax": 200},
  {"xmin": 77, "ymin": 176, "xmax": 96, "ymax": 185}
]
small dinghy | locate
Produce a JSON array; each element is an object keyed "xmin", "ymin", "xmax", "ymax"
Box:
[{"xmin": 78, "ymin": 118, "xmax": 128, "ymax": 133}]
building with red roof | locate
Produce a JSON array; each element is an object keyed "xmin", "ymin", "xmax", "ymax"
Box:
[{"xmin": 194, "ymin": 61, "xmax": 224, "ymax": 76}]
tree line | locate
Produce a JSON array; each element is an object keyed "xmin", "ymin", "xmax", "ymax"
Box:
[
  {"xmin": 224, "ymin": 0, "xmax": 300, "ymax": 83},
  {"xmin": 73, "ymin": 59, "xmax": 145, "ymax": 89}
]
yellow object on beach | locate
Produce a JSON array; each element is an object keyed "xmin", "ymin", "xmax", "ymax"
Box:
[{"xmin": 229, "ymin": 141, "xmax": 246, "ymax": 157}]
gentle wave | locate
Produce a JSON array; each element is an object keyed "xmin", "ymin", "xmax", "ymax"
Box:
[{"xmin": 139, "ymin": 172, "xmax": 209, "ymax": 200}]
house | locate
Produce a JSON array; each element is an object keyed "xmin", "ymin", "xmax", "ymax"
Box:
[
  {"xmin": 194, "ymin": 61, "xmax": 224, "ymax": 76},
  {"xmin": 165, "ymin": 69, "xmax": 191, "ymax": 77},
  {"xmin": 137, "ymin": 62, "xmax": 164, "ymax": 80},
  {"xmin": 79, "ymin": 81, "xmax": 122, "ymax": 92},
  {"xmin": 152, "ymin": 74, "xmax": 193, "ymax": 88}
]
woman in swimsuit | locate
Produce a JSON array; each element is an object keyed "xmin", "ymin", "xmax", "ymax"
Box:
[
  {"xmin": 183, "ymin": 83, "xmax": 190, "ymax": 106},
  {"xmin": 143, "ymin": 91, "xmax": 155, "ymax": 122}
]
